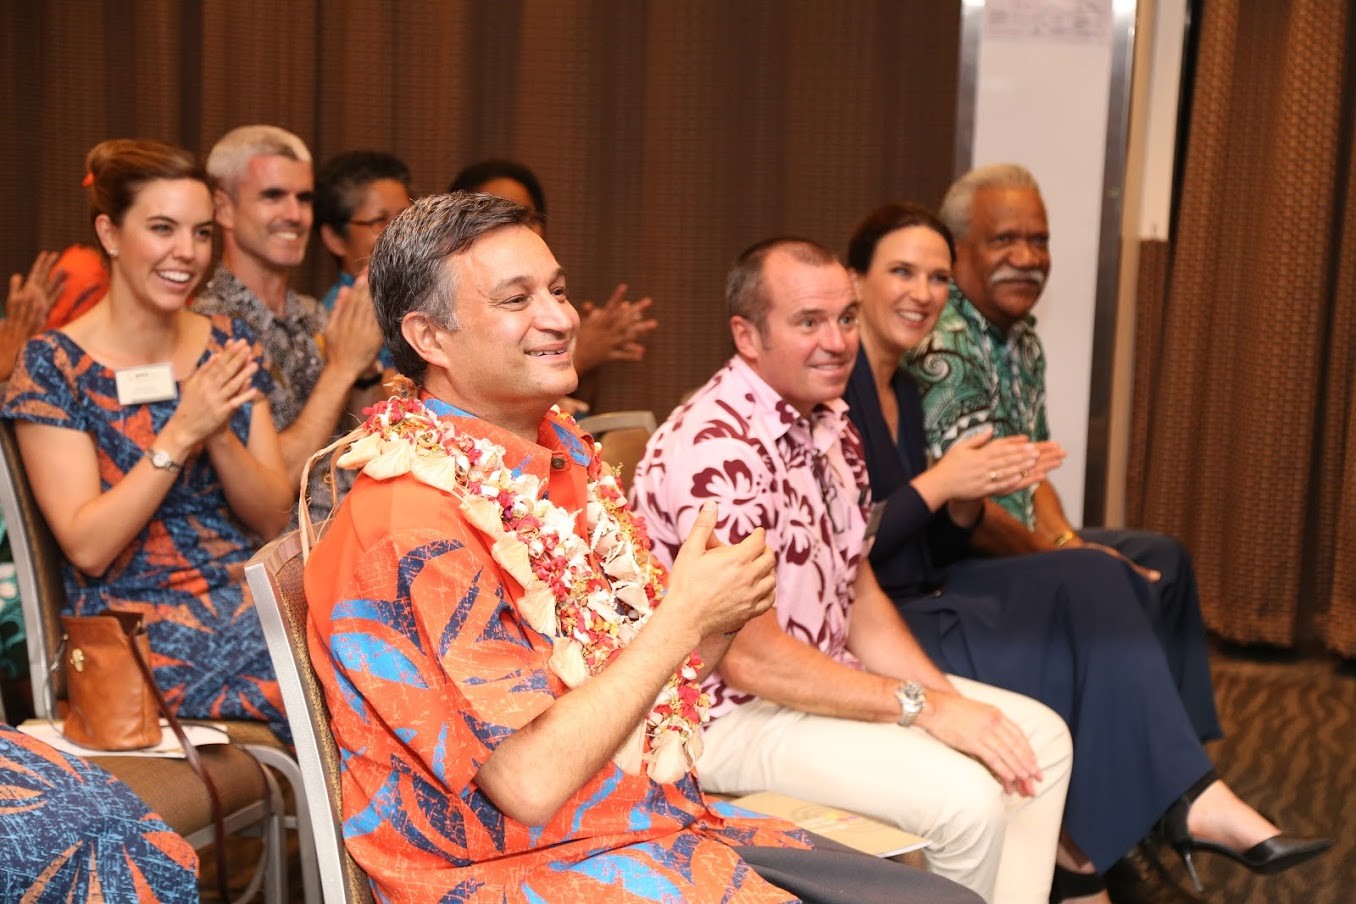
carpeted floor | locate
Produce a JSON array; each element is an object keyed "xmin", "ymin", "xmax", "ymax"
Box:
[{"xmin": 1121, "ymin": 645, "xmax": 1354, "ymax": 904}]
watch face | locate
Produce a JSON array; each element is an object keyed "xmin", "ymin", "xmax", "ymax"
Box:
[
  {"xmin": 895, "ymin": 682, "xmax": 926, "ymax": 726},
  {"xmin": 148, "ymin": 449, "xmax": 177, "ymax": 470}
]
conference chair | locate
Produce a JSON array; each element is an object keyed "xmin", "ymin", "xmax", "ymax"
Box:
[
  {"xmin": 245, "ymin": 529, "xmax": 376, "ymax": 904},
  {"xmin": 0, "ymin": 418, "xmax": 286, "ymax": 903},
  {"xmin": 575, "ymin": 410, "xmax": 658, "ymax": 491}
]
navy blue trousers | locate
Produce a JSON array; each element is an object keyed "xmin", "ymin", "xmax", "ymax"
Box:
[
  {"xmin": 893, "ymin": 548, "xmax": 1213, "ymax": 870},
  {"xmin": 1079, "ymin": 527, "xmax": 1221, "ymax": 741}
]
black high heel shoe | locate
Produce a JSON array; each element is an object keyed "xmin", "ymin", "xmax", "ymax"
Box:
[{"xmin": 1155, "ymin": 769, "xmax": 1333, "ymax": 892}]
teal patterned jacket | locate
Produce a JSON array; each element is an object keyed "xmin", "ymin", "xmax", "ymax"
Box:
[{"xmin": 906, "ymin": 284, "xmax": 1047, "ymax": 529}]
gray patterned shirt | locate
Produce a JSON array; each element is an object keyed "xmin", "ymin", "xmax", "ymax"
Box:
[{"xmin": 195, "ymin": 264, "xmax": 352, "ymax": 524}]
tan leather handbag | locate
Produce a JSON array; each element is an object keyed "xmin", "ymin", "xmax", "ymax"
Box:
[
  {"xmin": 60, "ymin": 609, "xmax": 161, "ymax": 750},
  {"xmin": 59, "ymin": 608, "xmax": 233, "ymax": 900}
]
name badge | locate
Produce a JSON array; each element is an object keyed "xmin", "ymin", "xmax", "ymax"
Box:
[{"xmin": 114, "ymin": 363, "xmax": 178, "ymax": 405}]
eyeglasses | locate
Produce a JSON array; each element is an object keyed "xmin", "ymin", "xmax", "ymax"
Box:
[
  {"xmin": 347, "ymin": 212, "xmax": 396, "ymax": 231},
  {"xmin": 348, "ymin": 200, "xmax": 412, "ymax": 232}
]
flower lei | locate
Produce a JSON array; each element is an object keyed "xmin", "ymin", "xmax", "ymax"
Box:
[{"xmin": 335, "ymin": 380, "xmax": 710, "ymax": 783}]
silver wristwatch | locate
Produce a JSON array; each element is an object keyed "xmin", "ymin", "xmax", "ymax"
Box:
[
  {"xmin": 144, "ymin": 448, "xmax": 182, "ymax": 473},
  {"xmin": 894, "ymin": 681, "xmax": 926, "ymax": 727}
]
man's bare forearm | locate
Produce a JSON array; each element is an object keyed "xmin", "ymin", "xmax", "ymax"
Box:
[
  {"xmin": 278, "ymin": 364, "xmax": 364, "ymax": 486},
  {"xmin": 969, "ymin": 496, "xmax": 1050, "ymax": 555},
  {"xmin": 475, "ymin": 600, "xmax": 703, "ymax": 825},
  {"xmin": 719, "ymin": 609, "xmax": 909, "ymax": 722}
]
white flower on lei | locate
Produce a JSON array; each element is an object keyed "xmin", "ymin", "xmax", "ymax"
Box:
[
  {"xmin": 538, "ymin": 503, "xmax": 579, "ymax": 545},
  {"xmin": 518, "ymin": 584, "xmax": 559, "ymax": 636},
  {"xmin": 647, "ymin": 728, "xmax": 696, "ymax": 785},
  {"xmin": 490, "ymin": 535, "xmax": 534, "ymax": 589},
  {"xmin": 411, "ymin": 451, "xmax": 462, "ymax": 494},
  {"xmin": 460, "ymin": 494, "xmax": 504, "ymax": 537},
  {"xmin": 549, "ymin": 637, "xmax": 590, "ymax": 688},
  {"xmin": 361, "ymin": 437, "xmax": 418, "ymax": 481},
  {"xmin": 335, "ymin": 431, "xmax": 386, "ymax": 470},
  {"xmin": 613, "ymin": 720, "xmax": 646, "ymax": 776}
]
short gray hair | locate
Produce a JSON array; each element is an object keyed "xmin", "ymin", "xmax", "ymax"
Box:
[
  {"xmin": 369, "ymin": 192, "xmax": 537, "ymax": 381},
  {"xmin": 726, "ymin": 237, "xmax": 838, "ymax": 329},
  {"xmin": 207, "ymin": 125, "xmax": 311, "ymax": 197},
  {"xmin": 939, "ymin": 163, "xmax": 1041, "ymax": 240}
]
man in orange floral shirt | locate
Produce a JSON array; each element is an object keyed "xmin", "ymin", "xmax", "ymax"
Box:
[{"xmin": 303, "ymin": 192, "xmax": 980, "ymax": 903}]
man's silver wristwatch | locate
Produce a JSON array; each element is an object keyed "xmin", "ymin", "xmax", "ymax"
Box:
[
  {"xmin": 144, "ymin": 447, "xmax": 182, "ymax": 473},
  {"xmin": 894, "ymin": 681, "xmax": 926, "ymax": 727}
]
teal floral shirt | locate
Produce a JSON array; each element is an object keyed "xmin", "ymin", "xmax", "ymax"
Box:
[{"xmin": 906, "ymin": 284, "xmax": 1047, "ymax": 528}]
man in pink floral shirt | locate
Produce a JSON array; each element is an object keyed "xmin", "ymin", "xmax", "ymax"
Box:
[{"xmin": 630, "ymin": 238, "xmax": 1073, "ymax": 904}]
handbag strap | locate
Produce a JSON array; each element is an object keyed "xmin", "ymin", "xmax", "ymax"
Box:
[{"xmin": 127, "ymin": 629, "xmax": 236, "ymax": 903}]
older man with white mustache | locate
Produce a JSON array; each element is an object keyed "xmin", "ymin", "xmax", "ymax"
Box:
[
  {"xmin": 196, "ymin": 124, "xmax": 385, "ymax": 526},
  {"xmin": 906, "ymin": 163, "xmax": 1223, "ymax": 751}
]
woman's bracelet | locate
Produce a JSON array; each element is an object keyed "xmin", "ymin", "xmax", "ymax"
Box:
[{"xmin": 1052, "ymin": 529, "xmax": 1078, "ymax": 547}]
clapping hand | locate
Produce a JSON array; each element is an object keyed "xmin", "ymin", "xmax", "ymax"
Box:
[
  {"xmin": 573, "ymin": 283, "xmax": 658, "ymax": 373},
  {"xmin": 6, "ymin": 250, "xmax": 66, "ymax": 333},
  {"xmin": 1032, "ymin": 440, "xmax": 1066, "ymax": 479},
  {"xmin": 665, "ymin": 502, "xmax": 777, "ymax": 639},
  {"xmin": 167, "ymin": 339, "xmax": 261, "ymax": 447},
  {"xmin": 1, "ymin": 251, "xmax": 68, "ymax": 379},
  {"xmin": 933, "ymin": 426, "xmax": 1042, "ymax": 502},
  {"xmin": 556, "ymin": 396, "xmax": 591, "ymax": 416},
  {"xmin": 325, "ymin": 272, "xmax": 384, "ymax": 381}
]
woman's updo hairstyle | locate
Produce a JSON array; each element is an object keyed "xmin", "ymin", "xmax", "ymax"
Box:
[{"xmin": 84, "ymin": 139, "xmax": 208, "ymax": 230}]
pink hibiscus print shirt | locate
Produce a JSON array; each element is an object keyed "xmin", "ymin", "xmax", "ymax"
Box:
[{"xmin": 630, "ymin": 357, "xmax": 870, "ymax": 720}]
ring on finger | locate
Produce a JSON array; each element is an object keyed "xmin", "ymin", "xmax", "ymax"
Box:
[{"xmin": 988, "ymin": 471, "xmax": 999, "ymax": 483}]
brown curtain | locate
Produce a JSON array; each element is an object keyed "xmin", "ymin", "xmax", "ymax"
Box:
[
  {"xmin": 0, "ymin": 0, "xmax": 959, "ymax": 418},
  {"xmin": 1128, "ymin": 0, "xmax": 1356, "ymax": 652}
]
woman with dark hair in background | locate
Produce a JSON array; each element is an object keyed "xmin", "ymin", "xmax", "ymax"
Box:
[
  {"xmin": 450, "ymin": 159, "xmax": 659, "ymax": 399},
  {"xmin": 2, "ymin": 138, "xmax": 292, "ymax": 738},
  {"xmin": 449, "ymin": 159, "xmax": 547, "ymax": 228},
  {"xmin": 842, "ymin": 202, "xmax": 1331, "ymax": 901}
]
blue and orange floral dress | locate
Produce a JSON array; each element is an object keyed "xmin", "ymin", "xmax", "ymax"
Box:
[
  {"xmin": 1, "ymin": 316, "xmax": 286, "ymax": 739},
  {"xmin": 0, "ymin": 722, "xmax": 198, "ymax": 901}
]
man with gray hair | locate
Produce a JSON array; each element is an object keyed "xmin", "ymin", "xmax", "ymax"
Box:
[
  {"xmin": 302, "ymin": 192, "xmax": 981, "ymax": 904},
  {"xmin": 908, "ymin": 162, "xmax": 1221, "ymax": 742},
  {"xmin": 197, "ymin": 125, "xmax": 384, "ymax": 524}
]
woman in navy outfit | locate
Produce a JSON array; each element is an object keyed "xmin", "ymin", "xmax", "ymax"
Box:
[{"xmin": 842, "ymin": 202, "xmax": 1329, "ymax": 901}]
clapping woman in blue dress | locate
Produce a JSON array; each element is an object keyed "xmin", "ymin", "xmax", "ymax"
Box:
[{"xmin": 2, "ymin": 139, "xmax": 292, "ymax": 737}]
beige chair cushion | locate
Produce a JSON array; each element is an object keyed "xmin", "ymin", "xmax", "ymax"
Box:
[{"xmin": 92, "ymin": 745, "xmax": 266, "ymax": 837}]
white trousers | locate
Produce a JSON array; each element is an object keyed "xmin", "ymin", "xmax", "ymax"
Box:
[{"xmin": 698, "ymin": 675, "xmax": 1073, "ymax": 904}]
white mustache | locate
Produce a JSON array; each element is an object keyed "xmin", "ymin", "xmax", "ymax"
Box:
[{"xmin": 989, "ymin": 265, "xmax": 1046, "ymax": 288}]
